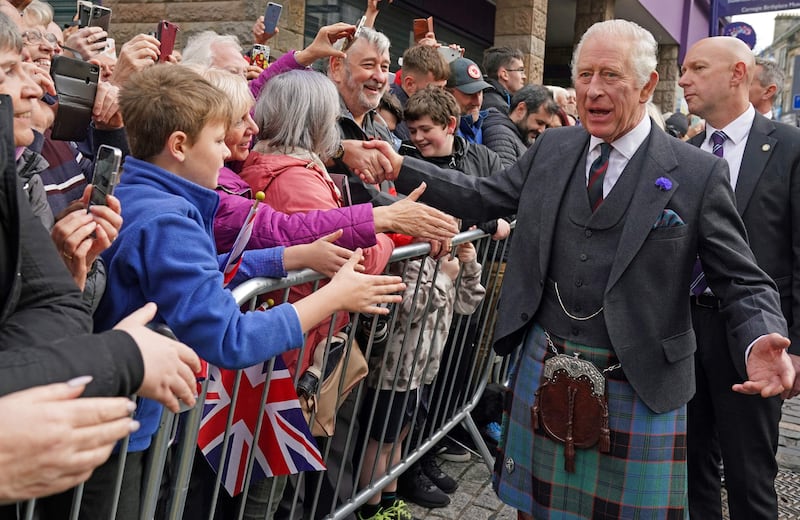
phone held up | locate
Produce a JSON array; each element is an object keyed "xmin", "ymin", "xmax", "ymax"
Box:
[
  {"xmin": 88, "ymin": 145, "xmax": 122, "ymax": 209},
  {"xmin": 251, "ymin": 44, "xmax": 270, "ymax": 69},
  {"xmin": 156, "ymin": 20, "xmax": 180, "ymax": 62},
  {"xmin": 264, "ymin": 2, "xmax": 282, "ymax": 35},
  {"xmin": 88, "ymin": 4, "xmax": 111, "ymax": 41}
]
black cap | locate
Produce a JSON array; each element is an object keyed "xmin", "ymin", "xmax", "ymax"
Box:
[{"xmin": 446, "ymin": 57, "xmax": 491, "ymax": 95}]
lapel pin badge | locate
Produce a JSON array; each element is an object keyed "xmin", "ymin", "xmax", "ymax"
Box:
[{"xmin": 762, "ymin": 144, "xmax": 771, "ymax": 152}]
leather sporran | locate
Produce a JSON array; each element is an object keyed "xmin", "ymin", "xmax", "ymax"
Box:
[{"xmin": 532, "ymin": 353, "xmax": 610, "ymax": 472}]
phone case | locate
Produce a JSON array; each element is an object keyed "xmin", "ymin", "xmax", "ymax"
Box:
[
  {"xmin": 89, "ymin": 145, "xmax": 122, "ymax": 206},
  {"xmin": 89, "ymin": 5, "xmax": 111, "ymax": 40},
  {"xmin": 264, "ymin": 2, "xmax": 282, "ymax": 34},
  {"xmin": 77, "ymin": 1, "xmax": 92, "ymax": 28},
  {"xmin": 156, "ymin": 20, "xmax": 179, "ymax": 62},
  {"xmin": 50, "ymin": 56, "xmax": 99, "ymax": 141},
  {"xmin": 251, "ymin": 44, "xmax": 270, "ymax": 69},
  {"xmin": 413, "ymin": 17, "xmax": 433, "ymax": 43}
]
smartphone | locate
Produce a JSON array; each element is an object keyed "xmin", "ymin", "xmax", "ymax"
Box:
[
  {"xmin": 264, "ymin": 2, "xmax": 282, "ymax": 35},
  {"xmin": 251, "ymin": 43, "xmax": 270, "ymax": 69},
  {"xmin": 50, "ymin": 55, "xmax": 99, "ymax": 141},
  {"xmin": 88, "ymin": 145, "xmax": 122, "ymax": 208},
  {"xmin": 156, "ymin": 20, "xmax": 179, "ymax": 63},
  {"xmin": 88, "ymin": 5, "xmax": 111, "ymax": 41},
  {"xmin": 437, "ymin": 46, "xmax": 460, "ymax": 63},
  {"xmin": 77, "ymin": 0, "xmax": 92, "ymax": 27},
  {"xmin": 413, "ymin": 17, "xmax": 433, "ymax": 43}
]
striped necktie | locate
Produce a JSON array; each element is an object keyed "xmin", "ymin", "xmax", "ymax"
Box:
[
  {"xmin": 587, "ymin": 142, "xmax": 611, "ymax": 211},
  {"xmin": 691, "ymin": 131, "xmax": 729, "ymax": 296},
  {"xmin": 710, "ymin": 130, "xmax": 728, "ymax": 157}
]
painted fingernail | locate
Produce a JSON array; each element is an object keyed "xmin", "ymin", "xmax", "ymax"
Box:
[{"xmin": 67, "ymin": 375, "xmax": 93, "ymax": 387}]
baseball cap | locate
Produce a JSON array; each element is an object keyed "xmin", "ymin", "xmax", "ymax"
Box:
[{"xmin": 447, "ymin": 57, "xmax": 491, "ymax": 95}]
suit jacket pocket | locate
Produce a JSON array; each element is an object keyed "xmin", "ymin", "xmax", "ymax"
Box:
[
  {"xmin": 662, "ymin": 329, "xmax": 697, "ymax": 363},
  {"xmin": 646, "ymin": 225, "xmax": 689, "ymax": 240}
]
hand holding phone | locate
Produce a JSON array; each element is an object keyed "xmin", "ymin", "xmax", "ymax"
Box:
[
  {"xmin": 88, "ymin": 5, "xmax": 111, "ymax": 42},
  {"xmin": 264, "ymin": 2, "xmax": 282, "ymax": 35},
  {"xmin": 156, "ymin": 20, "xmax": 179, "ymax": 62},
  {"xmin": 88, "ymin": 145, "xmax": 122, "ymax": 209},
  {"xmin": 50, "ymin": 55, "xmax": 99, "ymax": 141}
]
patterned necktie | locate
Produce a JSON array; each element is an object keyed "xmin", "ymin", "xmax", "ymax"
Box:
[
  {"xmin": 710, "ymin": 130, "xmax": 728, "ymax": 158},
  {"xmin": 691, "ymin": 131, "xmax": 729, "ymax": 296},
  {"xmin": 587, "ymin": 142, "xmax": 612, "ymax": 211}
]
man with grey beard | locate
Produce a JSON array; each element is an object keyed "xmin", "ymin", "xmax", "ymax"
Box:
[{"xmin": 327, "ymin": 26, "xmax": 398, "ymax": 206}]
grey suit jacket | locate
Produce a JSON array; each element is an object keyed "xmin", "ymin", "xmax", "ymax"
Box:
[
  {"xmin": 396, "ymin": 123, "xmax": 787, "ymax": 413},
  {"xmin": 690, "ymin": 113, "xmax": 800, "ymax": 357}
]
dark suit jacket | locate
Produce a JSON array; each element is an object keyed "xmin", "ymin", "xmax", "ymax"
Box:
[
  {"xmin": 395, "ymin": 123, "xmax": 787, "ymax": 413},
  {"xmin": 690, "ymin": 113, "xmax": 800, "ymax": 357}
]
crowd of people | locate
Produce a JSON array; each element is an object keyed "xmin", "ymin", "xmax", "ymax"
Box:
[{"xmin": 0, "ymin": 0, "xmax": 798, "ymax": 519}]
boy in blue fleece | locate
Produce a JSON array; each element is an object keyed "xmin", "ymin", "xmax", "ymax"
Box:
[{"xmin": 86, "ymin": 64, "xmax": 405, "ymax": 520}]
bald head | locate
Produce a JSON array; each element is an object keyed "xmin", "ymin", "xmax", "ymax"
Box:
[{"xmin": 679, "ymin": 36, "xmax": 754, "ymax": 128}]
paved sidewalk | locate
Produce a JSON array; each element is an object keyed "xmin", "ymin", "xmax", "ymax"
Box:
[{"xmin": 404, "ymin": 398, "xmax": 800, "ymax": 520}]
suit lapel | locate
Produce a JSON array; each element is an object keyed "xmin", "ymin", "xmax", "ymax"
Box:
[
  {"xmin": 736, "ymin": 113, "xmax": 776, "ymax": 215},
  {"xmin": 606, "ymin": 129, "xmax": 679, "ymax": 290},
  {"xmin": 538, "ymin": 130, "xmax": 590, "ymax": 279}
]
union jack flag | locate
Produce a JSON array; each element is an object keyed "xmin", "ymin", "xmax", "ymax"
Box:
[
  {"xmin": 197, "ymin": 353, "xmax": 326, "ymax": 497},
  {"xmin": 222, "ymin": 192, "xmax": 264, "ymax": 287}
]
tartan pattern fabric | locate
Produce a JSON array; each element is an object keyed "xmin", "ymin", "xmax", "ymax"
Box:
[{"xmin": 493, "ymin": 324, "xmax": 688, "ymax": 519}]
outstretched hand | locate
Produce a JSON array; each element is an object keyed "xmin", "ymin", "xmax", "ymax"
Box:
[
  {"xmin": 327, "ymin": 249, "xmax": 404, "ymax": 315},
  {"xmin": 733, "ymin": 333, "xmax": 794, "ymax": 398},
  {"xmin": 373, "ymin": 182, "xmax": 459, "ymax": 241},
  {"xmin": 284, "ymin": 229, "xmax": 363, "ymax": 278}
]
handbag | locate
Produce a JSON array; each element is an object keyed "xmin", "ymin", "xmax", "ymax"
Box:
[
  {"xmin": 298, "ymin": 332, "xmax": 368, "ymax": 437},
  {"xmin": 531, "ymin": 332, "xmax": 611, "ymax": 472}
]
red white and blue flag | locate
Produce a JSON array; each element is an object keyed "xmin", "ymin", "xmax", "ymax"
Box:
[
  {"xmin": 197, "ymin": 357, "xmax": 326, "ymax": 497},
  {"xmin": 222, "ymin": 192, "xmax": 264, "ymax": 287}
]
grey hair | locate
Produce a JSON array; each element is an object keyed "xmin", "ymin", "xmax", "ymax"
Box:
[
  {"xmin": 254, "ymin": 70, "xmax": 341, "ymax": 161},
  {"xmin": 182, "ymin": 30, "xmax": 242, "ymax": 68},
  {"xmin": 0, "ymin": 12, "xmax": 22, "ymax": 53},
  {"xmin": 571, "ymin": 19, "xmax": 657, "ymax": 88},
  {"xmin": 335, "ymin": 26, "xmax": 390, "ymax": 57},
  {"xmin": 754, "ymin": 57, "xmax": 784, "ymax": 96}
]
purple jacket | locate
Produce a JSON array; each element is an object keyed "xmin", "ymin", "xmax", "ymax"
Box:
[{"xmin": 214, "ymin": 166, "xmax": 378, "ymax": 252}]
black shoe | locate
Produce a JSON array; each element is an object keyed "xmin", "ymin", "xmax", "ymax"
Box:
[
  {"xmin": 398, "ymin": 463, "xmax": 450, "ymax": 508},
  {"xmin": 420, "ymin": 453, "xmax": 457, "ymax": 494},
  {"xmin": 435, "ymin": 437, "xmax": 471, "ymax": 462}
]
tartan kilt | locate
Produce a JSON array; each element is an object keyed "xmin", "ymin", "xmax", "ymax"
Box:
[{"xmin": 492, "ymin": 324, "xmax": 688, "ymax": 519}]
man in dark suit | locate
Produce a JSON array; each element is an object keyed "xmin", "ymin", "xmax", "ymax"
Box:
[
  {"xmin": 362, "ymin": 20, "xmax": 794, "ymax": 519},
  {"xmin": 679, "ymin": 36, "xmax": 800, "ymax": 520}
]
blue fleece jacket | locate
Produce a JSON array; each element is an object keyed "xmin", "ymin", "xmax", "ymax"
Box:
[{"xmin": 95, "ymin": 157, "xmax": 304, "ymax": 452}]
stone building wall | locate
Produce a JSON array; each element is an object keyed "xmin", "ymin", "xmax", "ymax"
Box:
[{"xmin": 103, "ymin": 0, "xmax": 305, "ymax": 59}]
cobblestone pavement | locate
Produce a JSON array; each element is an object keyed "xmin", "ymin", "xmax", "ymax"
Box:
[{"xmin": 405, "ymin": 399, "xmax": 800, "ymax": 520}]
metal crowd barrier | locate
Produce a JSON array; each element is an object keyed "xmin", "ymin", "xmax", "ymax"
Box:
[{"xmin": 24, "ymin": 225, "xmax": 514, "ymax": 520}]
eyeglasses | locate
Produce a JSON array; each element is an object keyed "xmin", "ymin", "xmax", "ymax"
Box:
[
  {"xmin": 505, "ymin": 67, "xmax": 526, "ymax": 73},
  {"xmin": 21, "ymin": 30, "xmax": 59, "ymax": 47}
]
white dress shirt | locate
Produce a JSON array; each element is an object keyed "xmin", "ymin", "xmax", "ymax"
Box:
[
  {"xmin": 586, "ymin": 115, "xmax": 652, "ymax": 197},
  {"xmin": 700, "ymin": 104, "xmax": 755, "ymax": 189}
]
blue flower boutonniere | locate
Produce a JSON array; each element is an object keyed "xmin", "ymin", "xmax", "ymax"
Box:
[{"xmin": 655, "ymin": 177, "xmax": 672, "ymax": 191}]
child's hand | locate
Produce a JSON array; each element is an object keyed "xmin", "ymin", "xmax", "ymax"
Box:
[
  {"xmin": 327, "ymin": 249, "xmax": 404, "ymax": 314},
  {"xmin": 439, "ymin": 255, "xmax": 460, "ymax": 281},
  {"xmin": 456, "ymin": 241, "xmax": 476, "ymax": 263},
  {"xmin": 306, "ymin": 230, "xmax": 362, "ymax": 277},
  {"xmin": 285, "ymin": 230, "xmax": 363, "ymax": 278}
]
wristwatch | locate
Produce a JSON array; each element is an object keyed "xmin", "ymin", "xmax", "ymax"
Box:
[{"xmin": 333, "ymin": 143, "xmax": 345, "ymax": 160}]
